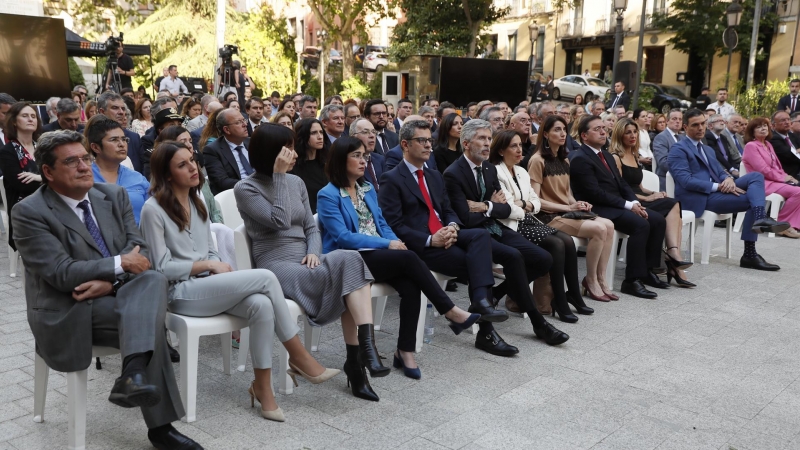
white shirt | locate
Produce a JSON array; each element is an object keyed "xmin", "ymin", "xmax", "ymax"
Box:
[
  {"xmin": 56, "ymin": 192, "xmax": 123, "ymax": 275},
  {"xmin": 159, "ymin": 76, "xmax": 188, "ymax": 95},
  {"xmin": 638, "ymin": 130, "xmax": 653, "ymax": 159},
  {"xmin": 587, "ymin": 145, "xmax": 638, "ymax": 210},
  {"xmin": 224, "ymin": 138, "xmax": 250, "ymax": 179},
  {"xmin": 708, "ymin": 102, "xmax": 736, "ymax": 120},
  {"xmin": 464, "ymin": 157, "xmax": 494, "ymax": 216},
  {"xmin": 774, "ymin": 131, "xmax": 800, "ymax": 159}
]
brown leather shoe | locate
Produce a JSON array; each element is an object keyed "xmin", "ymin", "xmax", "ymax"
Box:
[{"xmin": 505, "ymin": 296, "xmax": 522, "ymax": 313}]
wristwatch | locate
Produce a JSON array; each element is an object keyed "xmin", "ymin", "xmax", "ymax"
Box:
[
  {"xmin": 483, "ymin": 201, "xmax": 491, "ymax": 211},
  {"xmin": 111, "ymin": 279, "xmax": 126, "ymax": 296},
  {"xmin": 447, "ymin": 222, "xmax": 460, "ymax": 232}
]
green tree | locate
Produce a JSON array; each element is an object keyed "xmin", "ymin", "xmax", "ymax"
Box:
[
  {"xmin": 68, "ymin": 57, "xmax": 85, "ymax": 89},
  {"xmin": 651, "ymin": 0, "xmax": 778, "ymax": 88}
]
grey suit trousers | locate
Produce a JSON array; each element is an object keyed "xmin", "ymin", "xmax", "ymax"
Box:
[
  {"xmin": 169, "ymin": 269, "xmax": 300, "ymax": 369},
  {"xmin": 91, "ymin": 270, "xmax": 184, "ymax": 428}
]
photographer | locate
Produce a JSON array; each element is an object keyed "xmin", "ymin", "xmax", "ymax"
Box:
[{"xmin": 105, "ymin": 40, "xmax": 134, "ymax": 91}]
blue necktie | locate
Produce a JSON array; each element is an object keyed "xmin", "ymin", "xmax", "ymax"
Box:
[
  {"xmin": 77, "ymin": 200, "xmax": 111, "ymax": 258},
  {"xmin": 235, "ymin": 145, "xmax": 254, "ymax": 176},
  {"xmin": 734, "ymin": 135, "xmax": 743, "ymax": 154},
  {"xmin": 697, "ymin": 143, "xmax": 721, "ymax": 183},
  {"xmin": 716, "ymin": 138, "xmax": 728, "ymax": 162}
]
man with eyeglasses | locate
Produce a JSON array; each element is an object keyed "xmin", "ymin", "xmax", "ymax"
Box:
[
  {"xmin": 12, "ymin": 130, "xmax": 203, "ymax": 450},
  {"xmin": 351, "ymin": 118, "xmax": 385, "ymax": 190},
  {"xmin": 364, "ymin": 99, "xmax": 398, "ymax": 156},
  {"xmin": 203, "ymin": 108, "xmax": 252, "ymax": 194},
  {"xmin": 343, "ymin": 104, "xmax": 361, "ymax": 137},
  {"xmin": 508, "ymin": 112, "xmax": 535, "ymax": 169},
  {"xmin": 97, "ymin": 92, "xmax": 144, "ymax": 175},
  {"xmin": 770, "ymin": 110, "xmax": 800, "ymax": 180},
  {"xmin": 479, "ymin": 106, "xmax": 504, "ymax": 133},
  {"xmin": 43, "ymin": 98, "xmax": 84, "ymax": 133},
  {"xmin": 384, "ymin": 115, "xmax": 438, "ymax": 172},
  {"xmin": 703, "ymin": 114, "xmax": 739, "ymax": 179}
]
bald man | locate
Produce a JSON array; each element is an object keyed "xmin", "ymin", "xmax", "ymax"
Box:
[
  {"xmin": 508, "ymin": 111, "xmax": 536, "ymax": 169},
  {"xmin": 384, "ymin": 114, "xmax": 439, "ymax": 172}
]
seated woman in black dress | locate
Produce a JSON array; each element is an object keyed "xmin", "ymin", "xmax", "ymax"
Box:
[
  {"xmin": 317, "ymin": 137, "xmax": 480, "ymax": 379},
  {"xmin": 609, "ymin": 118, "xmax": 694, "ymax": 287},
  {"xmin": 291, "ymin": 118, "xmax": 327, "ymax": 213},
  {"xmin": 432, "ymin": 112, "xmax": 463, "ymax": 173}
]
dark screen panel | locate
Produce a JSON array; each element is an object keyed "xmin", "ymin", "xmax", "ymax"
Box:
[
  {"xmin": 0, "ymin": 14, "xmax": 71, "ymax": 102},
  {"xmin": 437, "ymin": 57, "xmax": 528, "ymax": 108}
]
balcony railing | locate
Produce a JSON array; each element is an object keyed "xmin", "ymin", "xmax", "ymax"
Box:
[
  {"xmin": 595, "ymin": 16, "xmax": 610, "ymax": 34},
  {"xmin": 572, "ymin": 18, "xmax": 584, "ymax": 37},
  {"xmin": 559, "ymin": 21, "xmax": 570, "ymax": 38},
  {"xmin": 637, "ymin": 7, "xmax": 668, "ymax": 31},
  {"xmin": 498, "ymin": 0, "xmax": 551, "ymax": 17},
  {"xmin": 559, "ymin": 18, "xmax": 584, "ymax": 37}
]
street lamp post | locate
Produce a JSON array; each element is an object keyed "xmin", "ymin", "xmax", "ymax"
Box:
[
  {"xmin": 631, "ymin": 0, "xmax": 647, "ymax": 110},
  {"xmin": 747, "ymin": 0, "xmax": 762, "ymax": 90},
  {"xmin": 294, "ymin": 25, "xmax": 303, "ymax": 94},
  {"xmin": 316, "ymin": 29, "xmax": 327, "ymax": 106},
  {"xmin": 611, "ymin": 0, "xmax": 628, "ymax": 87},
  {"xmin": 528, "ymin": 22, "xmax": 539, "ymax": 101},
  {"xmin": 724, "ymin": 0, "xmax": 743, "ymax": 90}
]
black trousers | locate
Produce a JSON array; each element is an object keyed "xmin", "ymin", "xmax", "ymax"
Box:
[
  {"xmin": 609, "ymin": 208, "xmax": 666, "ymax": 280},
  {"xmin": 359, "ymin": 249, "xmax": 455, "ymax": 352},
  {"xmin": 419, "ymin": 228, "xmax": 495, "ymax": 304},
  {"xmin": 537, "ymin": 231, "xmax": 581, "ymax": 304}
]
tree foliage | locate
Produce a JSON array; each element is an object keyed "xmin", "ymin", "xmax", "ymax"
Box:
[
  {"xmin": 390, "ymin": 0, "xmax": 507, "ymax": 61},
  {"xmin": 651, "ymin": 0, "xmax": 778, "ymax": 86}
]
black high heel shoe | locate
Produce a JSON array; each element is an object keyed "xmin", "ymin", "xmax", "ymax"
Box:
[
  {"xmin": 566, "ymin": 291, "xmax": 594, "ymax": 315},
  {"xmin": 666, "ymin": 267, "xmax": 696, "ymax": 288},
  {"xmin": 550, "ymin": 298, "xmax": 578, "ymax": 323},
  {"xmin": 343, "ymin": 345, "xmax": 379, "ymax": 402},
  {"xmin": 663, "ymin": 247, "xmax": 692, "ymax": 270},
  {"xmin": 357, "ymin": 324, "xmax": 390, "ymax": 378}
]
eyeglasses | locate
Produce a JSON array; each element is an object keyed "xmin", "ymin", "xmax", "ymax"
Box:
[
  {"xmin": 408, "ymin": 137, "xmax": 435, "ymax": 145},
  {"xmin": 371, "ymin": 111, "xmax": 388, "ymax": 117},
  {"xmin": 62, "ymin": 154, "xmax": 95, "ymax": 168},
  {"xmin": 589, "ymin": 126, "xmax": 606, "ymax": 133},
  {"xmin": 347, "ymin": 115, "xmax": 361, "ymax": 120},
  {"xmin": 516, "ymin": 119, "xmax": 530, "ymax": 125},
  {"xmin": 226, "ymin": 119, "xmax": 247, "ymax": 127},
  {"xmin": 489, "ymin": 117, "xmax": 504, "ymax": 123},
  {"xmin": 106, "ymin": 136, "xmax": 130, "ymax": 144},
  {"xmin": 356, "ymin": 129, "xmax": 378, "ymax": 136},
  {"xmin": 348, "ymin": 153, "xmax": 366, "ymax": 160}
]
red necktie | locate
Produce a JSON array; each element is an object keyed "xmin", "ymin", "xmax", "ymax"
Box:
[
  {"xmin": 416, "ymin": 169, "xmax": 443, "ymax": 235},
  {"xmin": 367, "ymin": 158, "xmax": 379, "ymax": 191},
  {"xmin": 597, "ymin": 151, "xmax": 612, "ymax": 173}
]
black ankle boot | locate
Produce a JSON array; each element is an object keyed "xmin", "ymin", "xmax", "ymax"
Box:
[
  {"xmin": 343, "ymin": 344, "xmax": 379, "ymax": 402},
  {"xmin": 550, "ymin": 296, "xmax": 578, "ymax": 323},
  {"xmin": 566, "ymin": 291, "xmax": 594, "ymax": 315},
  {"xmin": 357, "ymin": 324, "xmax": 390, "ymax": 377}
]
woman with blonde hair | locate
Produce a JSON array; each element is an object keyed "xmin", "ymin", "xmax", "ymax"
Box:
[
  {"xmin": 198, "ymin": 108, "xmax": 224, "ymax": 150},
  {"xmin": 608, "ymin": 118, "xmax": 694, "ymax": 287},
  {"xmin": 270, "ymin": 111, "xmax": 294, "ymax": 129}
]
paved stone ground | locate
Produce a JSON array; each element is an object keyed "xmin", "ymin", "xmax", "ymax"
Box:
[{"xmin": 1, "ymin": 225, "xmax": 799, "ymax": 450}]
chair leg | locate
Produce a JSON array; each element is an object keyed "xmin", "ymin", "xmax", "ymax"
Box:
[
  {"xmin": 606, "ymin": 236, "xmax": 619, "ymax": 290},
  {"xmin": 688, "ymin": 221, "xmax": 696, "ymax": 264},
  {"xmin": 733, "ymin": 210, "xmax": 745, "ymax": 233},
  {"xmin": 220, "ymin": 333, "xmax": 232, "ymax": 376},
  {"xmin": 303, "ymin": 320, "xmax": 320, "ymax": 352},
  {"xmin": 33, "ymin": 353, "xmax": 49, "ymax": 423},
  {"xmin": 179, "ymin": 331, "xmax": 199, "ymax": 423},
  {"xmin": 169, "ymin": 331, "xmax": 179, "ymax": 348},
  {"xmin": 67, "ymin": 369, "xmax": 88, "ymax": 450},
  {"xmin": 618, "ymin": 238, "xmax": 628, "ymax": 263},
  {"xmin": 278, "ymin": 345, "xmax": 293, "ymax": 395},
  {"xmin": 372, "ymin": 296, "xmax": 388, "ymax": 331},
  {"xmin": 8, "ymin": 246, "xmax": 16, "ymax": 277},
  {"xmin": 415, "ymin": 297, "xmax": 426, "ymax": 353},
  {"xmin": 701, "ymin": 218, "xmax": 714, "ymax": 264},
  {"xmin": 237, "ymin": 327, "xmax": 249, "ymax": 372},
  {"xmin": 725, "ymin": 217, "xmax": 732, "ymax": 259}
]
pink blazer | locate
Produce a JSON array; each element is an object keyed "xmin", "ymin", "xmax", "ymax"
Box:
[{"xmin": 742, "ymin": 140, "xmax": 788, "ymax": 195}]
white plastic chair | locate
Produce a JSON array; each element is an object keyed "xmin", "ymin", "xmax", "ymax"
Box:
[
  {"xmin": 233, "ymin": 224, "xmax": 314, "ymax": 394},
  {"xmin": 667, "ymin": 172, "xmax": 730, "ymax": 264},
  {"xmin": 33, "ymin": 346, "xmax": 120, "ymax": 450},
  {"xmin": 214, "ymin": 189, "xmax": 243, "ymax": 229},
  {"xmin": 732, "ymin": 165, "xmax": 785, "ymax": 238},
  {"xmin": 644, "ymin": 170, "xmax": 696, "ymax": 261},
  {"xmin": 572, "ymin": 235, "xmax": 620, "ymax": 290},
  {"xmin": 0, "ymin": 177, "xmax": 20, "ymax": 277}
]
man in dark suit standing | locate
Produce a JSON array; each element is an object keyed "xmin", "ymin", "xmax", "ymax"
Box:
[
  {"xmin": 704, "ymin": 114, "xmax": 740, "ymax": 178},
  {"xmin": 350, "ymin": 118, "xmax": 385, "ymax": 191},
  {"xmin": 97, "ymin": 92, "xmax": 143, "ymax": 175},
  {"xmin": 244, "ymin": 97, "xmax": 267, "ymax": 137},
  {"xmin": 605, "ymin": 81, "xmax": 630, "ymax": 111},
  {"xmin": 669, "ymin": 109, "xmax": 788, "ymax": 271},
  {"xmin": 443, "ymin": 119, "xmax": 569, "ymax": 347},
  {"xmin": 42, "ymin": 99, "xmax": 84, "ymax": 133},
  {"xmin": 379, "ymin": 120, "xmax": 521, "ymax": 356},
  {"xmin": 777, "ymin": 79, "xmax": 800, "ymax": 114},
  {"xmin": 570, "ymin": 116, "xmax": 668, "ymax": 298},
  {"xmin": 365, "ymin": 99, "xmax": 398, "ymax": 155},
  {"xmin": 203, "ymin": 108, "xmax": 252, "ymax": 194},
  {"xmin": 13, "ymin": 131, "xmax": 202, "ymax": 449},
  {"xmin": 770, "ymin": 110, "xmax": 800, "ymax": 179},
  {"xmin": 394, "ymin": 98, "xmax": 413, "ymax": 131}
]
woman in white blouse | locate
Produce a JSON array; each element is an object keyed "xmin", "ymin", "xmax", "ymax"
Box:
[
  {"xmin": 490, "ymin": 130, "xmax": 593, "ymax": 322},
  {"xmin": 633, "ymin": 109, "xmax": 653, "ymax": 170}
]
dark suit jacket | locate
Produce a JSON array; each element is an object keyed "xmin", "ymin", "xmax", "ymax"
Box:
[
  {"xmin": 375, "ymin": 129, "xmax": 399, "ymax": 155},
  {"xmin": 204, "ymin": 136, "xmax": 251, "ymax": 195},
  {"xmin": 41, "ymin": 121, "xmax": 84, "ymax": 133},
  {"xmin": 443, "ymin": 156, "xmax": 512, "ymax": 229},
  {"xmin": 770, "ymin": 132, "xmax": 800, "ymax": 177},
  {"xmin": 190, "ymin": 127, "xmax": 203, "ymax": 154},
  {"xmin": 11, "ymin": 184, "xmax": 146, "ymax": 372},
  {"xmin": 703, "ymin": 130, "xmax": 738, "ymax": 173},
  {"xmin": 777, "ymin": 94, "xmax": 800, "ymax": 114},
  {"xmin": 569, "ymin": 144, "xmax": 638, "ymax": 220},
  {"xmin": 364, "ymin": 152, "xmax": 385, "ymax": 188},
  {"xmin": 605, "ymin": 92, "xmax": 631, "ymax": 111},
  {"xmin": 384, "ymin": 144, "xmax": 438, "ymax": 172},
  {"xmin": 378, "ymin": 163, "xmax": 462, "ymax": 254},
  {"xmin": 392, "ymin": 117, "xmax": 402, "ymax": 132},
  {"xmin": 138, "ymin": 127, "xmax": 157, "ymax": 178}
]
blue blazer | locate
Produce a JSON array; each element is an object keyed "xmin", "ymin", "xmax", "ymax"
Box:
[
  {"xmin": 667, "ymin": 137, "xmax": 730, "ymax": 217},
  {"xmin": 364, "ymin": 152, "xmax": 385, "ymax": 187},
  {"xmin": 384, "ymin": 144, "xmax": 438, "ymax": 172},
  {"xmin": 317, "ymin": 182, "xmax": 398, "ymax": 254}
]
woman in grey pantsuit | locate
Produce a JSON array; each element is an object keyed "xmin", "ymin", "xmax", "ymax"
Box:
[
  {"xmin": 234, "ymin": 123, "xmax": 390, "ymax": 402},
  {"xmin": 140, "ymin": 141, "xmax": 339, "ymax": 423}
]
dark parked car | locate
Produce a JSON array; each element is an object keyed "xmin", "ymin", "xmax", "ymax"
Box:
[
  {"xmin": 302, "ymin": 47, "xmax": 343, "ymax": 70},
  {"xmin": 640, "ymin": 82, "xmax": 694, "ymax": 114}
]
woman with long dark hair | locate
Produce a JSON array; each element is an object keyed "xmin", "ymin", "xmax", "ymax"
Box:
[
  {"xmin": 291, "ymin": 118, "xmax": 328, "ymax": 212},
  {"xmin": 140, "ymin": 141, "xmax": 338, "ymax": 422},
  {"xmin": 433, "ymin": 112, "xmax": 464, "ymax": 173}
]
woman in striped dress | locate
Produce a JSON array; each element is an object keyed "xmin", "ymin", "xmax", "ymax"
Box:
[{"xmin": 234, "ymin": 123, "xmax": 390, "ymax": 402}]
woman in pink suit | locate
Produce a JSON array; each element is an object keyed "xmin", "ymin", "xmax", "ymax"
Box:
[{"xmin": 742, "ymin": 117, "xmax": 800, "ymax": 238}]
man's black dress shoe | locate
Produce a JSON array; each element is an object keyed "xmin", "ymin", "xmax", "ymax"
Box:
[
  {"xmin": 108, "ymin": 373, "xmax": 162, "ymax": 408},
  {"xmin": 620, "ymin": 279, "xmax": 658, "ymax": 299},
  {"xmin": 445, "ymin": 280, "xmax": 458, "ymax": 292},
  {"xmin": 714, "ymin": 220, "xmax": 727, "ymax": 228},
  {"xmin": 740, "ymin": 254, "xmax": 780, "ymax": 271},
  {"xmin": 468, "ymin": 299, "xmax": 509, "ymax": 323},
  {"xmin": 641, "ymin": 272, "xmax": 670, "ymax": 289},
  {"xmin": 148, "ymin": 425, "xmax": 204, "ymax": 450},
  {"xmin": 474, "ymin": 330, "xmax": 519, "ymax": 356},
  {"xmin": 752, "ymin": 217, "xmax": 791, "ymax": 234},
  {"xmin": 533, "ymin": 322, "xmax": 569, "ymax": 346},
  {"xmin": 168, "ymin": 343, "xmax": 180, "ymax": 363}
]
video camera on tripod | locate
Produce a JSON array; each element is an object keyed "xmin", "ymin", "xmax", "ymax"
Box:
[
  {"xmin": 216, "ymin": 44, "xmax": 239, "ymax": 96},
  {"xmin": 103, "ymin": 33, "xmax": 125, "ymax": 93},
  {"xmin": 218, "ymin": 44, "xmax": 238, "ymax": 66}
]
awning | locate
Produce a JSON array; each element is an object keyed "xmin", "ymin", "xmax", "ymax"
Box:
[{"xmin": 65, "ymin": 28, "xmax": 151, "ymax": 58}]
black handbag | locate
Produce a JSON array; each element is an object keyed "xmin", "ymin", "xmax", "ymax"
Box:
[
  {"xmin": 517, "ymin": 213, "xmax": 557, "ymax": 244},
  {"xmin": 561, "ymin": 211, "xmax": 598, "ymax": 220}
]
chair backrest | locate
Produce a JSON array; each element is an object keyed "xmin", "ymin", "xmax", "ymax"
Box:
[
  {"xmin": 215, "ymin": 189, "xmax": 243, "ymax": 230},
  {"xmin": 641, "ymin": 169, "xmax": 660, "ymax": 193},
  {"xmin": 666, "ymin": 172, "xmax": 675, "ymax": 197},
  {"xmin": 0, "ymin": 176, "xmax": 7, "ymax": 209},
  {"xmin": 233, "ymin": 223, "xmax": 254, "ymax": 271},
  {"xmin": 651, "ymin": 151, "xmax": 658, "ymax": 175},
  {"xmin": 313, "ymin": 213, "xmax": 323, "ymax": 233},
  {"xmin": 739, "ymin": 163, "xmax": 747, "ymax": 176}
]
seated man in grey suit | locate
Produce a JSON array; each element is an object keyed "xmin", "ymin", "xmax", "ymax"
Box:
[
  {"xmin": 652, "ymin": 109, "xmax": 684, "ymax": 191},
  {"xmin": 11, "ymin": 130, "xmax": 202, "ymax": 450}
]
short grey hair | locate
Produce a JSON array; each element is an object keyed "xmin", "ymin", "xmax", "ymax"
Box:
[
  {"xmin": 319, "ymin": 104, "xmax": 344, "ymax": 122},
  {"xmin": 151, "ymin": 97, "xmax": 177, "ymax": 117},
  {"xmin": 418, "ymin": 106, "xmax": 435, "ymax": 116},
  {"xmin": 46, "ymin": 97, "xmax": 60, "ymax": 111},
  {"xmin": 591, "ymin": 101, "xmax": 605, "ymax": 111},
  {"xmin": 56, "ymin": 98, "xmax": 79, "ymax": 115},
  {"xmin": 707, "ymin": 113, "xmax": 724, "ymax": 124},
  {"xmin": 73, "ymin": 85, "xmax": 87, "ymax": 92},
  {"xmin": 0, "ymin": 93, "xmax": 16, "ymax": 106},
  {"xmin": 97, "ymin": 91, "xmax": 123, "ymax": 111},
  {"xmin": 460, "ymin": 119, "xmax": 492, "ymax": 148},
  {"xmin": 349, "ymin": 118, "xmax": 372, "ymax": 136},
  {"xmin": 555, "ymin": 103, "xmax": 569, "ymax": 113},
  {"xmin": 298, "ymin": 95, "xmax": 317, "ymax": 108},
  {"xmin": 527, "ymin": 102, "xmax": 539, "ymax": 116},
  {"xmin": 668, "ymin": 109, "xmax": 683, "ymax": 120},
  {"xmin": 399, "ymin": 119, "xmax": 431, "ymax": 142},
  {"xmin": 35, "ymin": 130, "xmax": 86, "ymax": 184},
  {"xmin": 479, "ymin": 106, "xmax": 501, "ymax": 121},
  {"xmin": 200, "ymin": 94, "xmax": 215, "ymax": 109},
  {"xmin": 534, "ymin": 101, "xmax": 552, "ymax": 117}
]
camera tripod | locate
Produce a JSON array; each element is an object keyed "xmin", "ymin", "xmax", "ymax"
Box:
[
  {"xmin": 216, "ymin": 62, "xmax": 235, "ymax": 97},
  {"xmin": 105, "ymin": 55, "xmax": 122, "ymax": 93}
]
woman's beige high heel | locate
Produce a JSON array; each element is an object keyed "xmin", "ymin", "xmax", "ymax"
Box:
[
  {"xmin": 287, "ymin": 361, "xmax": 340, "ymax": 387},
  {"xmin": 248, "ymin": 381, "xmax": 285, "ymax": 422}
]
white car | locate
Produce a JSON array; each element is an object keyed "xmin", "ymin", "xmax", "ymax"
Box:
[
  {"xmin": 363, "ymin": 52, "xmax": 389, "ymax": 71},
  {"xmin": 551, "ymin": 75, "xmax": 610, "ymax": 102}
]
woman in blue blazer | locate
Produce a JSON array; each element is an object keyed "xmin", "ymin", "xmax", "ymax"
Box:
[{"xmin": 318, "ymin": 137, "xmax": 480, "ymax": 379}]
